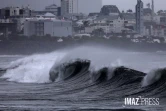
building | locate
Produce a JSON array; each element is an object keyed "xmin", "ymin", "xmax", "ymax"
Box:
[
  {"xmin": 136, "ymin": 0, "xmax": 144, "ymax": 34},
  {"xmin": 152, "ymin": 24, "xmax": 166, "ymax": 37},
  {"xmin": 61, "ymin": 0, "xmax": 102, "ymax": 15},
  {"xmin": 122, "ymin": 13, "xmax": 136, "ymax": 31},
  {"xmin": 61, "ymin": 0, "xmax": 78, "ymax": 16},
  {"xmin": 24, "ymin": 18, "xmax": 72, "ymax": 37},
  {"xmin": 31, "ymin": 4, "xmax": 61, "ymax": 17},
  {"xmin": 144, "ymin": 21, "xmax": 166, "ymax": 37},
  {"xmin": 0, "ymin": 6, "xmax": 32, "ymax": 19},
  {"xmin": 0, "ymin": 19, "xmax": 17, "ymax": 36},
  {"xmin": 57, "ymin": 7, "xmax": 61, "ymax": 16},
  {"xmin": 100, "ymin": 5, "xmax": 120, "ymax": 16},
  {"xmin": 34, "ymin": 13, "xmax": 56, "ymax": 18},
  {"xmin": 160, "ymin": 16, "xmax": 166, "ymax": 25},
  {"xmin": 63, "ymin": 13, "xmax": 86, "ymax": 21},
  {"xmin": 88, "ymin": 13, "xmax": 100, "ymax": 17},
  {"xmin": 45, "ymin": 4, "xmax": 58, "ymax": 16},
  {"xmin": 143, "ymin": 8, "xmax": 152, "ymax": 16},
  {"xmin": 84, "ymin": 15, "xmax": 127, "ymax": 34}
]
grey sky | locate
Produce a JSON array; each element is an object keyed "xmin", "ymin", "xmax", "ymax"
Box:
[
  {"xmin": 0, "ymin": 0, "xmax": 165, "ymax": 13},
  {"xmin": 103, "ymin": 0, "xmax": 165, "ymax": 12}
]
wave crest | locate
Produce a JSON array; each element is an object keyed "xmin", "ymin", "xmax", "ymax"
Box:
[
  {"xmin": 142, "ymin": 68, "xmax": 166, "ymax": 87},
  {"xmin": 49, "ymin": 59, "xmax": 90, "ymax": 82}
]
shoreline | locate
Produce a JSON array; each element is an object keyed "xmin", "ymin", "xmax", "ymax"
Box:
[{"xmin": 0, "ymin": 37, "xmax": 166, "ymax": 55}]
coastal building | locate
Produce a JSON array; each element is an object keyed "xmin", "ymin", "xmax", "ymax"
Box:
[
  {"xmin": 152, "ymin": 24, "xmax": 166, "ymax": 37},
  {"xmin": 122, "ymin": 13, "xmax": 136, "ymax": 31},
  {"xmin": 61, "ymin": 0, "xmax": 102, "ymax": 15},
  {"xmin": 0, "ymin": 19, "xmax": 17, "ymax": 36},
  {"xmin": 61, "ymin": 0, "xmax": 78, "ymax": 16},
  {"xmin": 44, "ymin": 4, "xmax": 58, "ymax": 16},
  {"xmin": 144, "ymin": 21, "xmax": 166, "ymax": 37},
  {"xmin": 143, "ymin": 8, "xmax": 152, "ymax": 16},
  {"xmin": 34, "ymin": 13, "xmax": 56, "ymax": 18},
  {"xmin": 160, "ymin": 17, "xmax": 166, "ymax": 25},
  {"xmin": 24, "ymin": 18, "xmax": 72, "ymax": 37},
  {"xmin": 0, "ymin": 6, "xmax": 32, "ymax": 19},
  {"xmin": 88, "ymin": 13, "xmax": 100, "ymax": 17},
  {"xmin": 135, "ymin": 0, "xmax": 144, "ymax": 35},
  {"xmin": 31, "ymin": 4, "xmax": 61, "ymax": 17},
  {"xmin": 100, "ymin": 5, "xmax": 120, "ymax": 16},
  {"xmin": 84, "ymin": 15, "xmax": 127, "ymax": 34}
]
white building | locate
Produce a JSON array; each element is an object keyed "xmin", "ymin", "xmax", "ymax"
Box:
[
  {"xmin": 152, "ymin": 25, "xmax": 166, "ymax": 37},
  {"xmin": 85, "ymin": 16, "xmax": 126, "ymax": 34},
  {"xmin": 24, "ymin": 18, "xmax": 72, "ymax": 37},
  {"xmin": 61, "ymin": 0, "xmax": 78, "ymax": 16}
]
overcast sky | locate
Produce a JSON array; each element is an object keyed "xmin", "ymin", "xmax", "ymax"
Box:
[
  {"xmin": 0, "ymin": 0, "xmax": 165, "ymax": 13},
  {"xmin": 103, "ymin": 0, "xmax": 165, "ymax": 12}
]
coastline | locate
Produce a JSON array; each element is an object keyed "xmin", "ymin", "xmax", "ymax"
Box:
[{"xmin": 0, "ymin": 37, "xmax": 166, "ymax": 55}]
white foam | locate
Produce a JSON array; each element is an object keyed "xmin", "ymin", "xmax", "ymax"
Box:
[
  {"xmin": 142, "ymin": 69, "xmax": 162, "ymax": 87},
  {"xmin": 2, "ymin": 45, "xmax": 166, "ymax": 84},
  {"xmin": 1, "ymin": 52, "xmax": 66, "ymax": 83}
]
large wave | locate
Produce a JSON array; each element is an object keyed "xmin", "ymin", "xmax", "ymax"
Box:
[
  {"xmin": 49, "ymin": 59, "xmax": 90, "ymax": 82},
  {"xmin": 142, "ymin": 68, "xmax": 166, "ymax": 87},
  {"xmin": 0, "ymin": 46, "xmax": 125, "ymax": 83},
  {"xmin": 0, "ymin": 46, "xmax": 166, "ymax": 93},
  {"xmin": 0, "ymin": 52, "xmax": 66, "ymax": 83}
]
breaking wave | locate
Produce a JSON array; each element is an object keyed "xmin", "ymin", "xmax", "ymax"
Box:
[
  {"xmin": 0, "ymin": 46, "xmax": 166, "ymax": 98},
  {"xmin": 142, "ymin": 68, "xmax": 166, "ymax": 87},
  {"xmin": 0, "ymin": 52, "xmax": 66, "ymax": 83},
  {"xmin": 49, "ymin": 59, "xmax": 90, "ymax": 82}
]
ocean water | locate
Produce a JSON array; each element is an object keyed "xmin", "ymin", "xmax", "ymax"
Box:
[{"xmin": 0, "ymin": 46, "xmax": 166, "ymax": 111}]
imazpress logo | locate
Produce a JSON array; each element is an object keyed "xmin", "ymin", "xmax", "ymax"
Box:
[{"xmin": 124, "ymin": 96, "xmax": 159, "ymax": 106}]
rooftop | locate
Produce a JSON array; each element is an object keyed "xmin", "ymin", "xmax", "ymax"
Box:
[
  {"xmin": 25, "ymin": 17, "xmax": 71, "ymax": 22},
  {"xmin": 121, "ymin": 13, "xmax": 135, "ymax": 20},
  {"xmin": 95, "ymin": 15, "xmax": 120, "ymax": 21},
  {"xmin": 43, "ymin": 13, "xmax": 56, "ymax": 17}
]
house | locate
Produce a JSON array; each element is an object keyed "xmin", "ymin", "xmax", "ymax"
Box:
[{"xmin": 85, "ymin": 15, "xmax": 126, "ymax": 34}]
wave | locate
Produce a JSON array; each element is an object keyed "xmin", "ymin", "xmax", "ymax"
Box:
[
  {"xmin": 142, "ymin": 68, "xmax": 166, "ymax": 87},
  {"xmin": 90, "ymin": 66, "xmax": 146, "ymax": 85},
  {"xmin": 90, "ymin": 67, "xmax": 115, "ymax": 83},
  {"xmin": 1, "ymin": 56, "xmax": 166, "ymax": 89},
  {"xmin": 49, "ymin": 59, "xmax": 90, "ymax": 82},
  {"xmin": 0, "ymin": 52, "xmax": 66, "ymax": 83},
  {"xmin": 1, "ymin": 56, "xmax": 166, "ymax": 98},
  {"xmin": 0, "ymin": 46, "xmax": 166, "ymax": 98}
]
